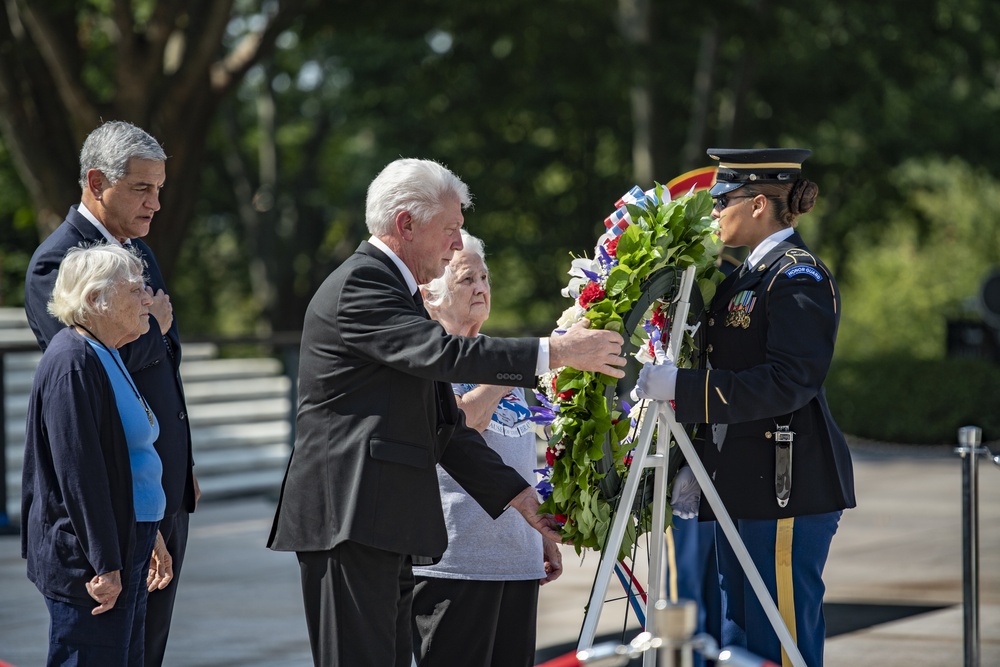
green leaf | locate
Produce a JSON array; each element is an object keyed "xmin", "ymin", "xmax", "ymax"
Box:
[{"xmin": 605, "ymin": 265, "xmax": 632, "ymax": 297}]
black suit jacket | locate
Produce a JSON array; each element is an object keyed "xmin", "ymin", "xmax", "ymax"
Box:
[
  {"xmin": 24, "ymin": 205, "xmax": 196, "ymax": 516},
  {"xmin": 675, "ymin": 232, "xmax": 856, "ymax": 520},
  {"xmin": 267, "ymin": 241, "xmax": 539, "ymax": 559}
]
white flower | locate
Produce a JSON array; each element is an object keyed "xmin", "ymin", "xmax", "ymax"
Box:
[
  {"xmin": 561, "ymin": 276, "xmax": 588, "ymax": 300},
  {"xmin": 530, "ymin": 422, "xmax": 553, "ymax": 440},
  {"xmin": 569, "ymin": 256, "xmax": 599, "ymax": 276},
  {"xmin": 634, "ymin": 342, "xmax": 655, "ymax": 365},
  {"xmin": 562, "ymin": 256, "xmax": 604, "ymax": 299},
  {"xmin": 555, "ymin": 304, "xmax": 586, "ymax": 329}
]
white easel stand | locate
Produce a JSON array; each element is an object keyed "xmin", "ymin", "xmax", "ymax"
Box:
[{"xmin": 576, "ymin": 266, "xmax": 807, "ymax": 667}]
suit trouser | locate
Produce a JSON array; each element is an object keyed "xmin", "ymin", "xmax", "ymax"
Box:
[
  {"xmin": 45, "ymin": 521, "xmax": 160, "ymax": 667},
  {"xmin": 143, "ymin": 510, "xmax": 189, "ymax": 667},
  {"xmin": 297, "ymin": 541, "xmax": 415, "ymax": 667},
  {"xmin": 715, "ymin": 511, "xmax": 841, "ymax": 667},
  {"xmin": 411, "ymin": 576, "xmax": 539, "ymax": 667}
]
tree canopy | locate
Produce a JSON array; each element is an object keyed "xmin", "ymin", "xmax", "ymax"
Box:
[{"xmin": 2, "ymin": 0, "xmax": 999, "ymax": 361}]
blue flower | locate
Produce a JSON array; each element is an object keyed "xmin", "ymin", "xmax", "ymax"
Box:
[{"xmin": 534, "ymin": 469, "xmax": 554, "ymax": 500}]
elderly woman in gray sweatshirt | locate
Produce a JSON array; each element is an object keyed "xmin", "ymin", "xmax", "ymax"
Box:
[{"xmin": 409, "ymin": 230, "xmax": 562, "ymax": 667}]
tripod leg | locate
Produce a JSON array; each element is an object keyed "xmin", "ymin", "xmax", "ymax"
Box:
[
  {"xmin": 577, "ymin": 403, "xmax": 660, "ymax": 651},
  {"xmin": 665, "ymin": 410, "xmax": 807, "ymax": 667}
]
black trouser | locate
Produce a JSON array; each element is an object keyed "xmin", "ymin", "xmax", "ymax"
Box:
[
  {"xmin": 297, "ymin": 542, "xmax": 415, "ymax": 667},
  {"xmin": 411, "ymin": 576, "xmax": 539, "ymax": 667},
  {"xmin": 143, "ymin": 510, "xmax": 189, "ymax": 667}
]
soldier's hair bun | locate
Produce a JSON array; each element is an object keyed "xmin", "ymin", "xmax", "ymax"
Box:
[{"xmin": 789, "ymin": 179, "xmax": 819, "ymax": 215}]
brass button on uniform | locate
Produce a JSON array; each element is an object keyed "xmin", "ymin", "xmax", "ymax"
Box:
[
  {"xmin": 708, "ymin": 317, "xmax": 715, "ymax": 327},
  {"xmin": 765, "ymin": 431, "xmax": 772, "ymax": 439},
  {"xmin": 706, "ymin": 344, "xmax": 714, "ymax": 353}
]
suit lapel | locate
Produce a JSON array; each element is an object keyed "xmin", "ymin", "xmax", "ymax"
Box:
[
  {"xmin": 65, "ymin": 206, "xmax": 107, "ymax": 243},
  {"xmin": 357, "ymin": 240, "xmax": 426, "ymax": 314},
  {"xmin": 355, "ymin": 241, "xmax": 458, "ymax": 426}
]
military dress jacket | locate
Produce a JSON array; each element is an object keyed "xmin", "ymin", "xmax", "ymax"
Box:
[
  {"xmin": 674, "ymin": 231, "xmax": 856, "ymax": 520},
  {"xmin": 267, "ymin": 241, "xmax": 538, "ymax": 560}
]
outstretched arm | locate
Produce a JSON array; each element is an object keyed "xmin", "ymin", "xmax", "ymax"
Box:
[{"xmin": 548, "ymin": 319, "xmax": 626, "ymax": 378}]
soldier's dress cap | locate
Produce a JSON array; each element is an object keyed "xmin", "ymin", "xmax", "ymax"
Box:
[{"xmin": 707, "ymin": 147, "xmax": 812, "ymax": 196}]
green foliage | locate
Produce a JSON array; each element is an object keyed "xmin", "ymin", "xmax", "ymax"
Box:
[
  {"xmin": 826, "ymin": 355, "xmax": 1000, "ymax": 443},
  {"xmin": 0, "ymin": 141, "xmax": 35, "ymax": 307},
  {"xmin": 836, "ymin": 157, "xmax": 1000, "ymax": 360},
  {"xmin": 537, "ymin": 189, "xmax": 722, "ymax": 554}
]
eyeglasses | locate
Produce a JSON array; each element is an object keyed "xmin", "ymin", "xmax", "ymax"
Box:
[{"xmin": 712, "ymin": 194, "xmax": 755, "ymax": 212}]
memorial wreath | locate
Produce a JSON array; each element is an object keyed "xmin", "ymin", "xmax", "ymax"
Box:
[{"xmin": 530, "ymin": 170, "xmax": 724, "ymax": 554}]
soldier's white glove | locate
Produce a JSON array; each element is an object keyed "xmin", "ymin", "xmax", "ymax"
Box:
[
  {"xmin": 635, "ymin": 358, "xmax": 677, "ymax": 401},
  {"xmin": 652, "ymin": 338, "xmax": 676, "ymax": 364},
  {"xmin": 670, "ymin": 466, "xmax": 701, "ymax": 519}
]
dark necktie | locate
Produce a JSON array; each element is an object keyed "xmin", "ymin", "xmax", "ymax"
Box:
[
  {"xmin": 126, "ymin": 240, "xmax": 176, "ymax": 361},
  {"xmin": 414, "ymin": 290, "xmax": 448, "ymax": 424},
  {"xmin": 413, "ymin": 290, "xmax": 429, "ymax": 318}
]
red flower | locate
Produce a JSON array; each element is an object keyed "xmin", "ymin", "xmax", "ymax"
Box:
[
  {"xmin": 556, "ymin": 389, "xmax": 576, "ymax": 401},
  {"xmin": 578, "ymin": 281, "xmax": 606, "ymax": 308},
  {"xmin": 545, "ymin": 448, "xmax": 556, "ymax": 466},
  {"xmin": 650, "ymin": 304, "xmax": 667, "ymax": 329},
  {"xmin": 554, "ymin": 514, "xmax": 568, "ymax": 525},
  {"xmin": 604, "ymin": 236, "xmax": 620, "ymax": 257}
]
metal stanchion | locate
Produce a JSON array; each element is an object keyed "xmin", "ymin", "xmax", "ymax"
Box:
[
  {"xmin": 653, "ymin": 599, "xmax": 697, "ymax": 667},
  {"xmin": 955, "ymin": 425, "xmax": 985, "ymax": 667},
  {"xmin": 0, "ymin": 354, "xmax": 10, "ymax": 533}
]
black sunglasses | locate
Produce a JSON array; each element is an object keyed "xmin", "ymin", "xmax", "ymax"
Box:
[{"xmin": 712, "ymin": 193, "xmax": 755, "ymax": 212}]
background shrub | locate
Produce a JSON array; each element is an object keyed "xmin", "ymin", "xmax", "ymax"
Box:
[{"xmin": 825, "ymin": 356, "xmax": 1000, "ymax": 444}]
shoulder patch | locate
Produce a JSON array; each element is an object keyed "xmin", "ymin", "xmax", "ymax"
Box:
[
  {"xmin": 784, "ymin": 248, "xmax": 817, "ymax": 264},
  {"xmin": 783, "ymin": 265, "xmax": 824, "ymax": 281}
]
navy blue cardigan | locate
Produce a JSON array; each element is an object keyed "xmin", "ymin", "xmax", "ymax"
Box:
[{"xmin": 21, "ymin": 327, "xmax": 136, "ymax": 605}]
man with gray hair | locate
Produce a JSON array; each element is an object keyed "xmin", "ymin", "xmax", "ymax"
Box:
[
  {"xmin": 268, "ymin": 157, "xmax": 626, "ymax": 666},
  {"xmin": 24, "ymin": 120, "xmax": 197, "ymax": 667}
]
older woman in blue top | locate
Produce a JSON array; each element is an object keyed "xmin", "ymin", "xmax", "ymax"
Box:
[{"xmin": 22, "ymin": 243, "xmax": 171, "ymax": 666}]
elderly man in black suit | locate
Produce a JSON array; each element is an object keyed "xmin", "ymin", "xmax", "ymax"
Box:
[
  {"xmin": 268, "ymin": 158, "xmax": 626, "ymax": 667},
  {"xmin": 24, "ymin": 120, "xmax": 198, "ymax": 667}
]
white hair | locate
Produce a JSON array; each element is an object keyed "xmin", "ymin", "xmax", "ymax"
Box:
[
  {"xmin": 47, "ymin": 244, "xmax": 147, "ymax": 326},
  {"xmin": 423, "ymin": 230, "xmax": 487, "ymax": 308},
  {"xmin": 364, "ymin": 158, "xmax": 472, "ymax": 236},
  {"xmin": 78, "ymin": 120, "xmax": 167, "ymax": 188}
]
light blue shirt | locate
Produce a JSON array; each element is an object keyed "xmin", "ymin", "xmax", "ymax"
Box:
[{"xmin": 85, "ymin": 337, "xmax": 165, "ymax": 522}]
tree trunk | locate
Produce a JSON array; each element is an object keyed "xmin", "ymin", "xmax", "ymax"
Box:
[
  {"xmin": 618, "ymin": 0, "xmax": 653, "ymax": 186},
  {"xmin": 0, "ymin": 0, "xmax": 311, "ymax": 282}
]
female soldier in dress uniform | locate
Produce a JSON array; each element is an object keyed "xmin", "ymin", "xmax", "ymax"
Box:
[{"xmin": 636, "ymin": 147, "xmax": 856, "ymax": 667}]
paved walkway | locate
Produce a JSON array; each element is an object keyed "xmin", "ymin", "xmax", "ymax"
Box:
[{"xmin": 1, "ymin": 445, "xmax": 998, "ymax": 666}]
